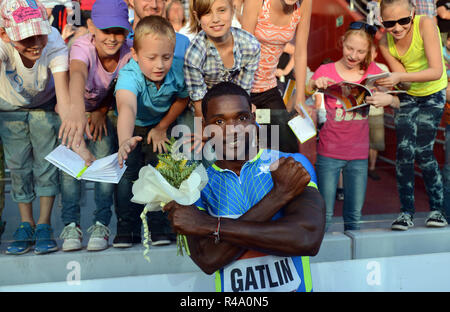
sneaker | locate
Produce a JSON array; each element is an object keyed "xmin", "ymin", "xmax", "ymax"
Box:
[
  {"xmin": 60, "ymin": 222, "xmax": 83, "ymax": 252},
  {"xmin": 151, "ymin": 234, "xmax": 171, "ymax": 246},
  {"xmin": 87, "ymin": 221, "xmax": 110, "ymax": 251},
  {"xmin": 425, "ymin": 211, "xmax": 448, "ymax": 228},
  {"xmin": 6, "ymin": 222, "xmax": 34, "ymax": 255},
  {"xmin": 391, "ymin": 212, "xmax": 414, "ymax": 231},
  {"xmin": 34, "ymin": 224, "xmax": 58, "ymax": 255},
  {"xmin": 113, "ymin": 233, "xmax": 133, "ymax": 248}
]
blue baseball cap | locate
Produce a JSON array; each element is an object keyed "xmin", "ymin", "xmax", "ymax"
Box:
[{"xmin": 91, "ymin": 0, "xmax": 132, "ymax": 32}]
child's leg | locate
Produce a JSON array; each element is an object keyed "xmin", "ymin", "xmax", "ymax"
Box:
[
  {"xmin": 444, "ymin": 125, "xmax": 450, "ymax": 220},
  {"xmin": 0, "ymin": 141, "xmax": 4, "ymax": 220},
  {"xmin": 315, "ymin": 155, "xmax": 345, "ymax": 231},
  {"xmin": 60, "ymin": 171, "xmax": 82, "ymax": 225},
  {"xmin": 114, "ymin": 129, "xmax": 145, "ymax": 246},
  {"xmin": 394, "ymin": 94, "xmax": 420, "ymax": 216},
  {"xmin": 28, "ymin": 109, "xmax": 60, "ymax": 208},
  {"xmin": 18, "ymin": 203, "xmax": 34, "ymax": 226},
  {"xmin": 342, "ymin": 159, "xmax": 368, "ymax": 231},
  {"xmin": 0, "ymin": 111, "xmax": 36, "ymax": 209},
  {"xmin": 415, "ymin": 90, "xmax": 445, "ymax": 212},
  {"xmin": 88, "ymin": 117, "xmax": 115, "ymax": 226},
  {"xmin": 140, "ymin": 126, "xmax": 174, "ymax": 243},
  {"xmin": 0, "ymin": 141, "xmax": 5, "ymax": 239},
  {"xmin": 0, "ymin": 111, "xmax": 36, "ymax": 254},
  {"xmin": 37, "ymin": 196, "xmax": 56, "ymax": 225},
  {"xmin": 28, "ymin": 109, "xmax": 60, "ymax": 254}
]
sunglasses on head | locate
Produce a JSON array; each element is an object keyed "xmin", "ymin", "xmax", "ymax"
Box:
[
  {"xmin": 381, "ymin": 13, "xmax": 413, "ymax": 29},
  {"xmin": 349, "ymin": 21, "xmax": 378, "ymax": 37}
]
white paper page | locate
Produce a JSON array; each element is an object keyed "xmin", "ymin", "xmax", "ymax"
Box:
[
  {"xmin": 365, "ymin": 72, "xmax": 390, "ymax": 88},
  {"xmin": 288, "ymin": 106, "xmax": 317, "ymax": 144},
  {"xmin": 83, "ymin": 153, "xmax": 127, "ymax": 184},
  {"xmin": 45, "ymin": 145, "xmax": 86, "ymax": 178}
]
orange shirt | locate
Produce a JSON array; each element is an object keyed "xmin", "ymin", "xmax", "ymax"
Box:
[{"xmin": 251, "ymin": 0, "xmax": 301, "ymax": 93}]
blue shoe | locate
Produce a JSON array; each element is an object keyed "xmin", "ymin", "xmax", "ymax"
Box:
[
  {"xmin": 34, "ymin": 224, "xmax": 58, "ymax": 255},
  {"xmin": 6, "ymin": 222, "xmax": 34, "ymax": 255}
]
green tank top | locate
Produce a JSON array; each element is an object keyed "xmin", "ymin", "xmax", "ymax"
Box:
[{"xmin": 387, "ymin": 15, "xmax": 447, "ymax": 96}]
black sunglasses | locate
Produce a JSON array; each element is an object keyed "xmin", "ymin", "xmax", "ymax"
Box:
[
  {"xmin": 349, "ymin": 21, "xmax": 378, "ymax": 37},
  {"xmin": 381, "ymin": 14, "xmax": 413, "ymax": 29}
]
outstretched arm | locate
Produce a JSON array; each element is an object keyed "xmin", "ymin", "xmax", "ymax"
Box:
[
  {"xmin": 293, "ymin": 0, "xmax": 312, "ymax": 115},
  {"xmin": 116, "ymin": 89, "xmax": 142, "ymax": 167}
]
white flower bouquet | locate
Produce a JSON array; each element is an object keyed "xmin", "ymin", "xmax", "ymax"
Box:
[{"xmin": 131, "ymin": 138, "xmax": 208, "ymax": 262}]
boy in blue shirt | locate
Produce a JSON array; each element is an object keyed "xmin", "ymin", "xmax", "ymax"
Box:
[{"xmin": 114, "ymin": 15, "xmax": 189, "ymax": 247}]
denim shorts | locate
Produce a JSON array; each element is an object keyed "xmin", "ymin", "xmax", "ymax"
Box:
[{"xmin": 0, "ymin": 105, "xmax": 60, "ymax": 203}]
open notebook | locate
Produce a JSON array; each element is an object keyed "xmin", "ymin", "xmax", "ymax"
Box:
[
  {"xmin": 288, "ymin": 104, "xmax": 317, "ymax": 144},
  {"xmin": 45, "ymin": 145, "xmax": 127, "ymax": 184}
]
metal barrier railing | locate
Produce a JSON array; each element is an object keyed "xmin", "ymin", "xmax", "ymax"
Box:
[{"xmin": 348, "ymin": 0, "xmax": 369, "ymax": 17}]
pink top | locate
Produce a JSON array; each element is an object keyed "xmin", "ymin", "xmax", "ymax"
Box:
[
  {"xmin": 251, "ymin": 0, "xmax": 301, "ymax": 93},
  {"xmin": 311, "ymin": 62, "xmax": 383, "ymax": 160},
  {"xmin": 69, "ymin": 34, "xmax": 132, "ymax": 112}
]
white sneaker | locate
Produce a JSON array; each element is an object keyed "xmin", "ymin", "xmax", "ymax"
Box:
[
  {"xmin": 391, "ymin": 212, "xmax": 414, "ymax": 231},
  {"xmin": 87, "ymin": 221, "xmax": 110, "ymax": 251},
  {"xmin": 425, "ymin": 211, "xmax": 448, "ymax": 227},
  {"xmin": 60, "ymin": 222, "xmax": 83, "ymax": 251}
]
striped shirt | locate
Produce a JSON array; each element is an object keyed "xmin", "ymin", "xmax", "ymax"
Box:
[
  {"xmin": 195, "ymin": 149, "xmax": 317, "ymax": 292},
  {"xmin": 183, "ymin": 27, "xmax": 260, "ymax": 101}
]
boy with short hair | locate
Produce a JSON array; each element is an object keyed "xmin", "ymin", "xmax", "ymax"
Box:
[
  {"xmin": 0, "ymin": 0, "xmax": 73, "ymax": 255},
  {"xmin": 114, "ymin": 15, "xmax": 189, "ymax": 247},
  {"xmin": 59, "ymin": 0, "xmax": 132, "ymax": 252}
]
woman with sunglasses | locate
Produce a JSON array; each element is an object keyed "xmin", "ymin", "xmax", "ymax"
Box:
[
  {"xmin": 241, "ymin": 0, "xmax": 312, "ymax": 153},
  {"xmin": 375, "ymin": 0, "xmax": 448, "ymax": 231},
  {"xmin": 305, "ymin": 22, "xmax": 385, "ymax": 231}
]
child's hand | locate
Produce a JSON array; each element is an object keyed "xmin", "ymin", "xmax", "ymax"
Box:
[
  {"xmin": 147, "ymin": 126, "xmax": 170, "ymax": 153},
  {"xmin": 375, "ymin": 72, "xmax": 402, "ymax": 88},
  {"xmin": 365, "ymin": 92, "xmax": 397, "ymax": 108},
  {"xmin": 118, "ymin": 136, "xmax": 143, "ymax": 168},
  {"xmin": 88, "ymin": 110, "xmax": 108, "ymax": 142},
  {"xmin": 275, "ymin": 68, "xmax": 285, "ymax": 78},
  {"xmin": 61, "ymin": 24, "xmax": 76, "ymax": 41},
  {"xmin": 312, "ymin": 77, "xmax": 335, "ymax": 90},
  {"xmin": 59, "ymin": 108, "xmax": 92, "ymax": 149},
  {"xmin": 182, "ymin": 132, "xmax": 208, "ymax": 155},
  {"xmin": 71, "ymin": 140, "xmax": 96, "ymax": 167}
]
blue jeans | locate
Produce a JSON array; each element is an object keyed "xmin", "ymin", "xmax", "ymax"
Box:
[
  {"xmin": 444, "ymin": 125, "xmax": 450, "ymax": 220},
  {"xmin": 316, "ymin": 154, "xmax": 368, "ymax": 231},
  {"xmin": 395, "ymin": 90, "xmax": 445, "ymax": 215},
  {"xmin": 0, "ymin": 106, "xmax": 60, "ymax": 203},
  {"xmin": 60, "ymin": 117, "xmax": 116, "ymax": 226}
]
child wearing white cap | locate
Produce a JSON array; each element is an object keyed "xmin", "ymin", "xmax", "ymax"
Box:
[{"xmin": 0, "ymin": 0, "xmax": 89, "ymax": 255}]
